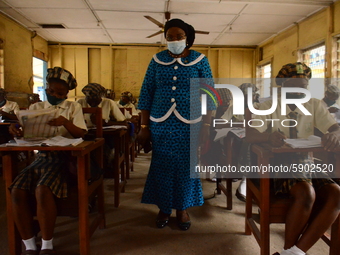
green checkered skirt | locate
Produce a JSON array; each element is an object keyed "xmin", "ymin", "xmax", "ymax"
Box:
[
  {"xmin": 270, "ymin": 152, "xmax": 335, "ymax": 195},
  {"xmin": 9, "ymin": 151, "xmax": 71, "ymax": 198}
]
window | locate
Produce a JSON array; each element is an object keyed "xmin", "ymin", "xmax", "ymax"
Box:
[
  {"xmin": 301, "ymin": 44, "xmax": 325, "ymax": 99},
  {"xmin": 257, "ymin": 63, "xmax": 271, "ymax": 98},
  {"xmin": 335, "ymin": 36, "xmax": 340, "ymax": 79},
  {"xmin": 33, "ymin": 57, "xmax": 47, "ymax": 101},
  {"xmin": 302, "ymin": 44, "xmax": 325, "ymax": 78}
]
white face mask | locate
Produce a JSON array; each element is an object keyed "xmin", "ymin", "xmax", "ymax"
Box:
[{"xmin": 167, "ymin": 39, "xmax": 186, "ymax": 55}]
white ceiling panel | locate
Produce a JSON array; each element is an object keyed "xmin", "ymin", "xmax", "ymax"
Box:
[
  {"xmin": 0, "ymin": 0, "xmax": 334, "ymax": 46},
  {"xmin": 215, "ymin": 32, "xmax": 270, "ymax": 45},
  {"xmin": 21, "ymin": 9, "xmax": 97, "ymax": 29},
  {"xmin": 234, "ymin": 14, "xmax": 303, "ymax": 34},
  {"xmin": 107, "ymin": 29, "xmax": 164, "ymax": 44},
  {"xmin": 169, "ymin": 13, "xmax": 235, "ymax": 33},
  {"xmin": 42, "ymin": 28, "xmax": 112, "ymax": 43},
  {"xmin": 0, "ymin": 7, "xmax": 39, "ymax": 28},
  {"xmin": 244, "ymin": 3, "xmax": 323, "ymax": 16},
  {"xmin": 97, "ymin": 11, "xmax": 165, "ymax": 30},
  {"xmin": 89, "ymin": 0, "xmax": 165, "ymax": 12},
  {"xmin": 170, "ymin": 1, "xmax": 246, "ymax": 14},
  {"xmin": 2, "ymin": 0, "xmax": 86, "ymax": 9}
]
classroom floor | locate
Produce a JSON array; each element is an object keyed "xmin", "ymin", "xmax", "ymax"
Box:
[{"xmin": 0, "ymin": 153, "xmax": 331, "ymax": 255}]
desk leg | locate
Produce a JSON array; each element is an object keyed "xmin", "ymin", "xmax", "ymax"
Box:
[
  {"xmin": 3, "ymin": 153, "xmax": 22, "ymax": 255},
  {"xmin": 77, "ymin": 155, "xmax": 90, "ymax": 255}
]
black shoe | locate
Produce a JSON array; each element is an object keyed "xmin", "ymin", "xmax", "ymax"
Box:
[
  {"xmin": 156, "ymin": 219, "xmax": 169, "ymax": 228},
  {"xmin": 272, "ymin": 253, "xmax": 280, "ymax": 255},
  {"xmin": 178, "ymin": 220, "xmax": 191, "ymax": 231},
  {"xmin": 156, "ymin": 211, "xmax": 170, "ymax": 228},
  {"xmin": 235, "ymin": 189, "xmax": 246, "ymax": 202},
  {"xmin": 176, "ymin": 211, "xmax": 191, "ymax": 231}
]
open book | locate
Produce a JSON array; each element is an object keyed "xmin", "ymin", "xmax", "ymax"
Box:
[
  {"xmin": 284, "ymin": 135, "xmax": 322, "ymax": 148},
  {"xmin": 17, "ymin": 108, "xmax": 60, "ymax": 139},
  {"xmin": 6, "ymin": 136, "xmax": 83, "ymax": 147}
]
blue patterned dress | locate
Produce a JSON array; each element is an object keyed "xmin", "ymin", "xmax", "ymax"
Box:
[{"xmin": 138, "ymin": 50, "xmax": 215, "ymax": 214}]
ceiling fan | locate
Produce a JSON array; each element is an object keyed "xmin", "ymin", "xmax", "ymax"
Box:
[{"xmin": 144, "ymin": 12, "xmax": 210, "ymax": 38}]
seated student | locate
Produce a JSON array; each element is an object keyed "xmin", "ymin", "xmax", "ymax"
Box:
[
  {"xmin": 8, "ymin": 67, "xmax": 87, "ymax": 255},
  {"xmin": 321, "ymin": 84, "xmax": 340, "ymax": 120},
  {"xmin": 246, "ymin": 62, "xmax": 340, "ymax": 255},
  {"xmin": 28, "ymin": 93, "xmax": 42, "ymax": 106},
  {"xmin": 0, "ymin": 88, "xmax": 19, "ymax": 120},
  {"xmin": 117, "ymin": 91, "xmax": 140, "ymax": 117},
  {"xmin": 77, "ymin": 83, "xmax": 126, "ymax": 127},
  {"xmin": 220, "ymin": 83, "xmax": 260, "ymax": 202},
  {"xmin": 104, "ymin": 88, "xmax": 115, "ymax": 101}
]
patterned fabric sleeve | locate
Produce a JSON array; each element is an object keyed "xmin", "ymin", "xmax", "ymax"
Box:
[
  {"xmin": 199, "ymin": 56, "xmax": 216, "ymax": 111},
  {"xmin": 138, "ymin": 58, "xmax": 157, "ymax": 111}
]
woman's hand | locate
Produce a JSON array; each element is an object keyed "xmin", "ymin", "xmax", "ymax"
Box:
[
  {"xmin": 328, "ymin": 107, "xmax": 339, "ymax": 113},
  {"xmin": 137, "ymin": 127, "xmax": 151, "ymax": 146},
  {"xmin": 9, "ymin": 123, "xmax": 23, "ymax": 137},
  {"xmin": 47, "ymin": 116, "xmax": 68, "ymax": 126},
  {"xmin": 322, "ymin": 132, "xmax": 340, "ymax": 151},
  {"xmin": 268, "ymin": 131, "xmax": 286, "ymax": 147}
]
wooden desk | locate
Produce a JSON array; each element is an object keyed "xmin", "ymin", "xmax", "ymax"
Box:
[
  {"xmin": 1, "ymin": 138, "xmax": 105, "ymax": 255},
  {"xmin": 246, "ymin": 143, "xmax": 340, "ymax": 255},
  {"xmin": 102, "ymin": 128, "xmax": 127, "ymax": 207}
]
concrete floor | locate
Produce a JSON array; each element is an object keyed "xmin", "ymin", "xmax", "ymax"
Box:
[{"xmin": 0, "ymin": 153, "xmax": 331, "ymax": 255}]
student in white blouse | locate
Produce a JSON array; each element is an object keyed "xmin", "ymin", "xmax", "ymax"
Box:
[
  {"xmin": 0, "ymin": 88, "xmax": 19, "ymax": 120},
  {"xmin": 77, "ymin": 83, "xmax": 126, "ymax": 127}
]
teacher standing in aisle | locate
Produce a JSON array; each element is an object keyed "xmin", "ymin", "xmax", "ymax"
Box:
[{"xmin": 138, "ymin": 19, "xmax": 214, "ymax": 231}]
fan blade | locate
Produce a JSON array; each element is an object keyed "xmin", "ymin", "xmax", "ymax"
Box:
[
  {"xmin": 146, "ymin": 30, "xmax": 163, "ymax": 38},
  {"xmin": 195, "ymin": 30, "xmax": 210, "ymax": 35},
  {"xmin": 144, "ymin": 16, "xmax": 164, "ymax": 28}
]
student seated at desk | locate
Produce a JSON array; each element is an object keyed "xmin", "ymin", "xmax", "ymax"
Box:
[
  {"xmin": 220, "ymin": 83, "xmax": 260, "ymax": 202},
  {"xmin": 117, "ymin": 91, "xmax": 140, "ymax": 118},
  {"xmin": 8, "ymin": 67, "xmax": 87, "ymax": 255},
  {"xmin": 77, "ymin": 83, "xmax": 126, "ymax": 127},
  {"xmin": 321, "ymin": 84, "xmax": 340, "ymax": 121},
  {"xmin": 0, "ymin": 88, "xmax": 19, "ymax": 120},
  {"xmin": 246, "ymin": 62, "xmax": 340, "ymax": 255}
]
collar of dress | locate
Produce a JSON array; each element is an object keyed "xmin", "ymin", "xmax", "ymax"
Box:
[{"xmin": 153, "ymin": 53, "xmax": 205, "ymax": 67}]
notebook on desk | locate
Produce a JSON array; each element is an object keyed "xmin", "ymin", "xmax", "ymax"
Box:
[{"xmin": 284, "ymin": 135, "xmax": 322, "ymax": 149}]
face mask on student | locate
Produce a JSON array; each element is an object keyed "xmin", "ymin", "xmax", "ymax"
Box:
[
  {"xmin": 167, "ymin": 39, "xmax": 186, "ymax": 55},
  {"xmin": 46, "ymin": 93, "xmax": 66, "ymax": 105},
  {"xmin": 286, "ymin": 93, "xmax": 306, "ymax": 99},
  {"xmin": 323, "ymin": 97, "xmax": 336, "ymax": 107},
  {"xmin": 119, "ymin": 100, "xmax": 127, "ymax": 106}
]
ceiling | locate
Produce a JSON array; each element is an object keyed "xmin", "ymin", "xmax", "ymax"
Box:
[{"xmin": 0, "ymin": 0, "xmax": 336, "ymax": 46}]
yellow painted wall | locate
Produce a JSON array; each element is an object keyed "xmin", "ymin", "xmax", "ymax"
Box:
[
  {"xmin": 0, "ymin": 13, "xmax": 49, "ymax": 107},
  {"xmin": 258, "ymin": 1, "xmax": 340, "ymax": 80},
  {"xmin": 48, "ymin": 45, "xmax": 255, "ymax": 100}
]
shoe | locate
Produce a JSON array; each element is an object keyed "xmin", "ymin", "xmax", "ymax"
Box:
[
  {"xmin": 156, "ymin": 211, "xmax": 170, "ymax": 228},
  {"xmin": 176, "ymin": 210, "xmax": 191, "ymax": 231},
  {"xmin": 235, "ymin": 189, "xmax": 246, "ymax": 202},
  {"xmin": 272, "ymin": 253, "xmax": 280, "ymax": 255}
]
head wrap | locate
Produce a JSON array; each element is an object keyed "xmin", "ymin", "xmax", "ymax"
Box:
[
  {"xmin": 82, "ymin": 83, "xmax": 106, "ymax": 98},
  {"xmin": 164, "ymin": 18, "xmax": 195, "ymax": 48},
  {"xmin": 46, "ymin": 67, "xmax": 77, "ymax": 90},
  {"xmin": 216, "ymin": 88, "xmax": 232, "ymax": 104},
  {"xmin": 238, "ymin": 83, "xmax": 258, "ymax": 94},
  {"xmin": 276, "ymin": 62, "xmax": 312, "ymax": 86},
  {"xmin": 121, "ymin": 91, "xmax": 133, "ymax": 101},
  {"xmin": 326, "ymin": 84, "xmax": 340, "ymax": 96}
]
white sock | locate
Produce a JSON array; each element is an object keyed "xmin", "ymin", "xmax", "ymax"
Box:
[
  {"xmin": 238, "ymin": 177, "xmax": 247, "ymax": 196},
  {"xmin": 41, "ymin": 238, "xmax": 53, "ymax": 250},
  {"xmin": 22, "ymin": 237, "xmax": 37, "ymax": 251},
  {"xmin": 281, "ymin": 245, "xmax": 305, "ymax": 255}
]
